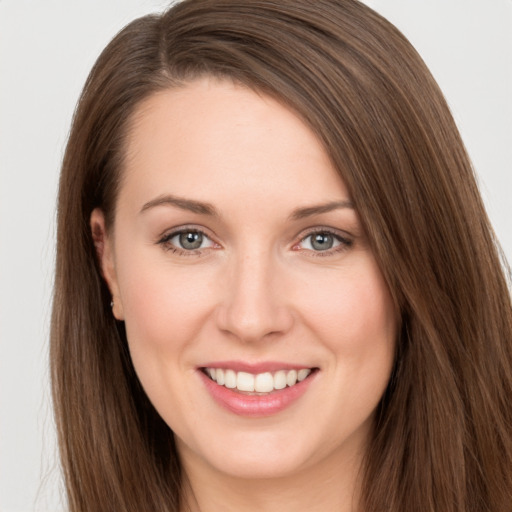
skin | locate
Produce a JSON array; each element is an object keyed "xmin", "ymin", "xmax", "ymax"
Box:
[{"xmin": 91, "ymin": 78, "xmax": 397, "ymax": 512}]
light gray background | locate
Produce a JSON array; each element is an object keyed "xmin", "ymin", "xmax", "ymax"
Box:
[{"xmin": 0, "ymin": 1, "xmax": 510, "ymax": 511}]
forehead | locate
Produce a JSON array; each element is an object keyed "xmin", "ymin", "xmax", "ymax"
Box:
[{"xmin": 120, "ymin": 78, "xmax": 349, "ymax": 214}]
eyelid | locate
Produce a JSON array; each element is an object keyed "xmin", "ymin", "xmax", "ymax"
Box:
[
  {"xmin": 292, "ymin": 226, "xmax": 353, "ymax": 255},
  {"xmin": 157, "ymin": 224, "xmax": 220, "ymax": 254},
  {"xmin": 156, "ymin": 224, "xmax": 353, "ymax": 257}
]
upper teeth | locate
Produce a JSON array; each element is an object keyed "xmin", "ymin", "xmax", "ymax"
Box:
[{"xmin": 205, "ymin": 368, "xmax": 312, "ymax": 393}]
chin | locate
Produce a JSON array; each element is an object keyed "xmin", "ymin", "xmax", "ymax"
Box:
[
  {"xmin": 176, "ymin": 425, "xmax": 341, "ymax": 482},
  {"xmin": 208, "ymin": 449, "xmax": 313, "ymax": 480}
]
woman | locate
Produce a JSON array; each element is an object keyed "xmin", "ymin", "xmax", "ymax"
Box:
[{"xmin": 51, "ymin": 0, "xmax": 512, "ymax": 510}]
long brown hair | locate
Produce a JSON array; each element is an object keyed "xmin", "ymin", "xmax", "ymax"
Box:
[{"xmin": 51, "ymin": 1, "xmax": 512, "ymax": 510}]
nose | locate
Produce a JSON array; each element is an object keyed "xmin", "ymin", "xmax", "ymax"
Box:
[{"xmin": 215, "ymin": 249, "xmax": 294, "ymax": 343}]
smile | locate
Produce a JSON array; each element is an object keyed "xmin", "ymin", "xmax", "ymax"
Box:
[
  {"xmin": 199, "ymin": 365, "xmax": 318, "ymax": 417},
  {"xmin": 203, "ymin": 367, "xmax": 313, "ymax": 394}
]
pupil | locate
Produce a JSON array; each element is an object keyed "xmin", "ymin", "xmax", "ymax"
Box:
[
  {"xmin": 311, "ymin": 233, "xmax": 333, "ymax": 251},
  {"xmin": 180, "ymin": 232, "xmax": 203, "ymax": 250}
]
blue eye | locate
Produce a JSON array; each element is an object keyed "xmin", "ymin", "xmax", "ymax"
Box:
[
  {"xmin": 159, "ymin": 229, "xmax": 216, "ymax": 253},
  {"xmin": 298, "ymin": 230, "xmax": 352, "ymax": 253},
  {"xmin": 177, "ymin": 231, "xmax": 204, "ymax": 250},
  {"xmin": 306, "ymin": 232, "xmax": 336, "ymax": 251}
]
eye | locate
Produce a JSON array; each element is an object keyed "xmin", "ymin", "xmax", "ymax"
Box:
[
  {"xmin": 158, "ymin": 228, "xmax": 217, "ymax": 254},
  {"xmin": 176, "ymin": 231, "xmax": 206, "ymax": 250},
  {"xmin": 295, "ymin": 229, "xmax": 352, "ymax": 255},
  {"xmin": 303, "ymin": 232, "xmax": 337, "ymax": 251}
]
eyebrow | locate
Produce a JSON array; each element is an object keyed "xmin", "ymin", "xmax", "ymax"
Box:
[
  {"xmin": 140, "ymin": 194, "xmax": 353, "ymax": 220},
  {"xmin": 140, "ymin": 194, "xmax": 218, "ymax": 216},
  {"xmin": 289, "ymin": 200, "xmax": 354, "ymax": 220}
]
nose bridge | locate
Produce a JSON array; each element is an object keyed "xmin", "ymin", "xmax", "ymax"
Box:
[{"xmin": 217, "ymin": 244, "xmax": 292, "ymax": 342}]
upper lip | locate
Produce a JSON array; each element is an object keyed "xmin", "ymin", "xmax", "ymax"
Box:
[{"xmin": 199, "ymin": 360, "xmax": 316, "ymax": 374}]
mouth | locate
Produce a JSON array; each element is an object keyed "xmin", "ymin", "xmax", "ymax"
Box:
[
  {"xmin": 198, "ymin": 361, "xmax": 319, "ymax": 416},
  {"xmin": 201, "ymin": 367, "xmax": 317, "ymax": 395}
]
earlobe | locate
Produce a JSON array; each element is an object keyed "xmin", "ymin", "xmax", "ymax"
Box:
[{"xmin": 90, "ymin": 208, "xmax": 124, "ymax": 320}]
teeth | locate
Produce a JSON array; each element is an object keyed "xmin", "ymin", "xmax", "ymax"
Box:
[
  {"xmin": 224, "ymin": 369, "xmax": 236, "ymax": 389},
  {"xmin": 274, "ymin": 370, "xmax": 287, "ymax": 390},
  {"xmin": 254, "ymin": 372, "xmax": 273, "ymax": 393},
  {"xmin": 205, "ymin": 367, "xmax": 312, "ymax": 393},
  {"xmin": 237, "ymin": 372, "xmax": 255, "ymax": 392},
  {"xmin": 286, "ymin": 369, "xmax": 298, "ymax": 387},
  {"xmin": 297, "ymin": 369, "xmax": 310, "ymax": 382}
]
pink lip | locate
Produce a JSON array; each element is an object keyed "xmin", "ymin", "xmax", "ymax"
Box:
[
  {"xmin": 198, "ymin": 366, "xmax": 317, "ymax": 418},
  {"xmin": 200, "ymin": 360, "xmax": 312, "ymax": 373}
]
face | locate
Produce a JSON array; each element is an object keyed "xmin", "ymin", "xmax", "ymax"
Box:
[{"xmin": 93, "ymin": 78, "xmax": 397, "ymax": 482}]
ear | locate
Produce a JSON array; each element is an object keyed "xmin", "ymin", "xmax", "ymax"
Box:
[{"xmin": 90, "ymin": 208, "xmax": 124, "ymax": 320}]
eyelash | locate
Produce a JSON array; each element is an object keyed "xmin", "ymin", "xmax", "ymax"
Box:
[
  {"xmin": 293, "ymin": 228, "xmax": 353, "ymax": 257},
  {"xmin": 157, "ymin": 226, "xmax": 218, "ymax": 256},
  {"xmin": 157, "ymin": 227, "xmax": 353, "ymax": 257}
]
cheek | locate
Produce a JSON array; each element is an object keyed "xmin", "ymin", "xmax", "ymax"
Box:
[
  {"xmin": 299, "ymin": 263, "xmax": 396, "ymax": 353},
  {"xmin": 297, "ymin": 258, "xmax": 396, "ymax": 415},
  {"xmin": 115, "ymin": 250, "xmax": 215, "ymax": 358},
  {"xmin": 113, "ymin": 252, "xmax": 216, "ymax": 416},
  {"xmin": 306, "ymin": 265, "xmax": 396, "ymax": 421}
]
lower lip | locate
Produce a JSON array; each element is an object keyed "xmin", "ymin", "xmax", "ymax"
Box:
[{"xmin": 199, "ymin": 370, "xmax": 317, "ymax": 417}]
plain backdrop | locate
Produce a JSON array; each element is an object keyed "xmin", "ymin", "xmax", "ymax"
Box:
[{"xmin": 0, "ymin": 1, "xmax": 510, "ymax": 511}]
